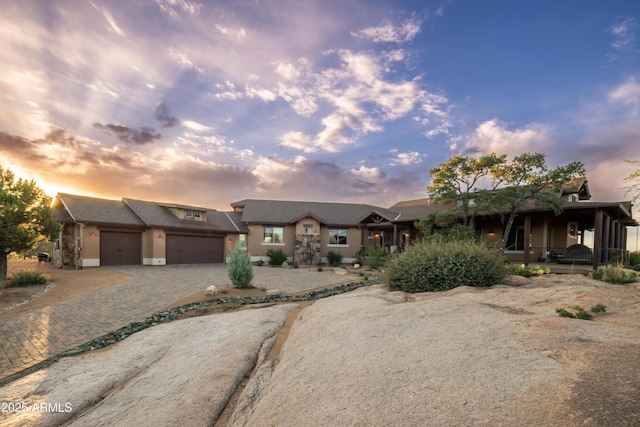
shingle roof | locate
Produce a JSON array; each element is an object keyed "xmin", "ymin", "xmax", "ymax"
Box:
[
  {"xmin": 231, "ymin": 199, "xmax": 400, "ymax": 226},
  {"xmin": 123, "ymin": 198, "xmax": 246, "ymax": 233},
  {"xmin": 388, "ymin": 198, "xmax": 463, "ymax": 222},
  {"xmin": 56, "ymin": 194, "xmax": 145, "ymax": 227},
  {"xmin": 55, "ymin": 193, "xmax": 247, "ymax": 233}
]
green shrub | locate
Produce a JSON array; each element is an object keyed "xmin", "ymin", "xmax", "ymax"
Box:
[
  {"xmin": 366, "ymin": 246, "xmax": 389, "ymax": 270},
  {"xmin": 266, "ymin": 248, "xmax": 287, "ymax": 266},
  {"xmin": 556, "ymin": 304, "xmax": 606, "ymax": 320},
  {"xmin": 227, "ymin": 248, "xmax": 253, "ymax": 288},
  {"xmin": 628, "ymin": 251, "xmax": 640, "ymax": 266},
  {"xmin": 573, "ymin": 306, "xmax": 593, "ymax": 320},
  {"xmin": 556, "ymin": 308, "xmax": 575, "ymax": 318},
  {"xmin": 505, "ymin": 263, "xmax": 551, "ymax": 277},
  {"xmin": 327, "ymin": 251, "xmax": 343, "ymax": 266},
  {"xmin": 8, "ymin": 270, "xmax": 49, "ymax": 287},
  {"xmin": 383, "ymin": 239, "xmax": 507, "ymax": 293},
  {"xmin": 590, "ymin": 265, "xmax": 637, "ymax": 284}
]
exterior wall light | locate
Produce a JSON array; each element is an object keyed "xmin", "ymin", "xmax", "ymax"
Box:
[{"xmin": 89, "ymin": 232, "xmax": 97, "ymax": 237}]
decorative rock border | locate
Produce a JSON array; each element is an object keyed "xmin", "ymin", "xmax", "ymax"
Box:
[
  {"xmin": 0, "ymin": 282, "xmax": 56, "ymax": 315},
  {"xmin": 0, "ymin": 277, "xmax": 380, "ymax": 387}
]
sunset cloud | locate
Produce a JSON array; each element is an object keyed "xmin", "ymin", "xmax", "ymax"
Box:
[
  {"xmin": 351, "ymin": 16, "xmax": 422, "ymax": 44},
  {"xmin": 457, "ymin": 119, "xmax": 552, "ymax": 157},
  {"xmin": 93, "ymin": 123, "xmax": 162, "ymax": 145},
  {"xmin": 153, "ymin": 102, "xmax": 180, "ymax": 128},
  {"xmin": 0, "ymin": 0, "xmax": 637, "ymax": 239}
]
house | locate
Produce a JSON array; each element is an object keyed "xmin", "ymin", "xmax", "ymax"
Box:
[
  {"xmin": 232, "ymin": 178, "xmax": 637, "ymax": 269},
  {"xmin": 52, "ymin": 193, "xmax": 246, "ymax": 268},
  {"xmin": 229, "ymin": 199, "xmax": 410, "ymax": 265},
  {"xmin": 51, "ymin": 177, "xmax": 637, "ymax": 270},
  {"xmin": 396, "ymin": 177, "xmax": 637, "ymax": 269}
]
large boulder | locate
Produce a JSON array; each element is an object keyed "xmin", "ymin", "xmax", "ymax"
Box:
[
  {"xmin": 0, "ymin": 305, "xmax": 294, "ymax": 427},
  {"xmin": 230, "ymin": 281, "xmax": 640, "ymax": 426}
]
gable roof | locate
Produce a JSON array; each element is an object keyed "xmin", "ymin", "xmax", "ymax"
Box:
[
  {"xmin": 561, "ymin": 177, "xmax": 591, "ymax": 200},
  {"xmin": 231, "ymin": 199, "xmax": 400, "ymax": 226},
  {"xmin": 54, "ymin": 193, "xmax": 247, "ymax": 233},
  {"xmin": 55, "ymin": 193, "xmax": 145, "ymax": 227},
  {"xmin": 123, "ymin": 198, "xmax": 246, "ymax": 233}
]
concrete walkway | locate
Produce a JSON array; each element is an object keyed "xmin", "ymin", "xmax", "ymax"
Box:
[{"xmin": 0, "ymin": 264, "xmax": 354, "ymax": 382}]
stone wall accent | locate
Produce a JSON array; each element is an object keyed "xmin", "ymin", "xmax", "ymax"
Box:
[{"xmin": 293, "ymin": 234, "xmax": 321, "ymax": 266}]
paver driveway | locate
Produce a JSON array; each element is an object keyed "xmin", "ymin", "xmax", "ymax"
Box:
[{"xmin": 0, "ymin": 264, "xmax": 353, "ymax": 382}]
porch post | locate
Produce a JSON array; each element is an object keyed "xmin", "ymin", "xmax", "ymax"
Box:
[
  {"xmin": 609, "ymin": 218, "xmax": 618, "ymax": 249},
  {"xmin": 393, "ymin": 224, "xmax": 398, "ymax": 247},
  {"xmin": 593, "ymin": 209, "xmax": 603, "ymax": 269},
  {"xmin": 603, "ymin": 215, "xmax": 611, "ymax": 264},
  {"xmin": 622, "ymin": 227, "xmax": 627, "ymax": 251},
  {"xmin": 615, "ymin": 222, "xmax": 622, "ymax": 249},
  {"xmin": 523, "ymin": 215, "xmax": 531, "ymax": 266}
]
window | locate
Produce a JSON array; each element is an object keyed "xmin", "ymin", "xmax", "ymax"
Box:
[
  {"xmin": 505, "ymin": 226, "xmax": 527, "ymax": 251},
  {"xmin": 185, "ymin": 210, "xmax": 193, "ymax": 218},
  {"xmin": 238, "ymin": 234, "xmax": 247, "ymax": 250},
  {"xmin": 194, "ymin": 211, "xmax": 201, "ymax": 218},
  {"xmin": 303, "ymin": 223, "xmax": 313, "ymax": 234},
  {"xmin": 329, "ymin": 229, "xmax": 348, "ymax": 245},
  {"xmin": 263, "ymin": 227, "xmax": 284, "ymax": 244}
]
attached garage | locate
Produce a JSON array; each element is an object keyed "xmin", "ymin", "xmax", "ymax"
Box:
[
  {"xmin": 166, "ymin": 234, "xmax": 224, "ymax": 264},
  {"xmin": 100, "ymin": 231, "xmax": 142, "ymax": 266}
]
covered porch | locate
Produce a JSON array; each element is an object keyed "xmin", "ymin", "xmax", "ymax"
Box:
[{"xmin": 477, "ymin": 201, "xmax": 637, "ymax": 270}]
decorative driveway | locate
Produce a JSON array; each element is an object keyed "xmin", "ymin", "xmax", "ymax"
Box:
[{"xmin": 0, "ymin": 264, "xmax": 354, "ymax": 383}]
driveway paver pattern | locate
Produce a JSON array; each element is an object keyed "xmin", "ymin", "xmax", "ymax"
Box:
[{"xmin": 0, "ymin": 264, "xmax": 353, "ymax": 381}]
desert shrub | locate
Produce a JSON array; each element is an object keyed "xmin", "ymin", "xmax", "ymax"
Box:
[
  {"xmin": 383, "ymin": 239, "xmax": 507, "ymax": 293},
  {"xmin": 327, "ymin": 251, "xmax": 343, "ymax": 266},
  {"xmin": 423, "ymin": 224, "xmax": 479, "ymax": 243},
  {"xmin": 556, "ymin": 304, "xmax": 606, "ymax": 320},
  {"xmin": 624, "ymin": 251, "xmax": 640, "ymax": 269},
  {"xmin": 8, "ymin": 270, "xmax": 49, "ymax": 287},
  {"xmin": 227, "ymin": 248, "xmax": 253, "ymax": 288},
  {"xmin": 266, "ymin": 248, "xmax": 287, "ymax": 266},
  {"xmin": 590, "ymin": 265, "xmax": 637, "ymax": 284},
  {"xmin": 366, "ymin": 246, "xmax": 389, "ymax": 270}
]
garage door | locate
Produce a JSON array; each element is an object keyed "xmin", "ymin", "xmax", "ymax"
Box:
[
  {"xmin": 100, "ymin": 231, "xmax": 142, "ymax": 266},
  {"xmin": 166, "ymin": 235, "xmax": 224, "ymax": 264}
]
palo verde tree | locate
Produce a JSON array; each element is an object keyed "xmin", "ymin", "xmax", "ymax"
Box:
[
  {"xmin": 491, "ymin": 153, "xmax": 585, "ymax": 252},
  {"xmin": 427, "ymin": 153, "xmax": 507, "ymax": 227},
  {"xmin": 0, "ymin": 167, "xmax": 61, "ymax": 280},
  {"xmin": 622, "ymin": 159, "xmax": 640, "ymax": 202}
]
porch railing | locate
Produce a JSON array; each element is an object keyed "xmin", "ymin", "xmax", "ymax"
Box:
[{"xmin": 502, "ymin": 247, "xmax": 630, "ymax": 266}]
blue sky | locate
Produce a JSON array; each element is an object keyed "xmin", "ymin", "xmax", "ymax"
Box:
[{"xmin": 1, "ymin": 0, "xmax": 639, "ymax": 246}]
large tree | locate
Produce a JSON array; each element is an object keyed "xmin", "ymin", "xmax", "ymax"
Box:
[
  {"xmin": 0, "ymin": 167, "xmax": 60, "ymax": 279},
  {"xmin": 490, "ymin": 153, "xmax": 585, "ymax": 252},
  {"xmin": 427, "ymin": 153, "xmax": 507, "ymax": 227},
  {"xmin": 426, "ymin": 152, "xmax": 585, "ymax": 251},
  {"xmin": 622, "ymin": 159, "xmax": 640, "ymax": 202}
]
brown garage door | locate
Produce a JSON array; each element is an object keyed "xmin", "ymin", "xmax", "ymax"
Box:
[
  {"xmin": 166, "ymin": 235, "xmax": 224, "ymax": 264},
  {"xmin": 100, "ymin": 231, "xmax": 142, "ymax": 266}
]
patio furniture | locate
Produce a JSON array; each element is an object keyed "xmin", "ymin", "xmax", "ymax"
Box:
[{"xmin": 554, "ymin": 244, "xmax": 592, "ymax": 265}]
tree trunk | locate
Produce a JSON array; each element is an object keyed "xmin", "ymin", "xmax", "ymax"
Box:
[
  {"xmin": 501, "ymin": 211, "xmax": 517, "ymax": 254},
  {"xmin": 0, "ymin": 253, "xmax": 8, "ymax": 281}
]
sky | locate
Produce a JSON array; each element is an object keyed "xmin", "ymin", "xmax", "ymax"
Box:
[{"xmin": 1, "ymin": 0, "xmax": 639, "ymax": 247}]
